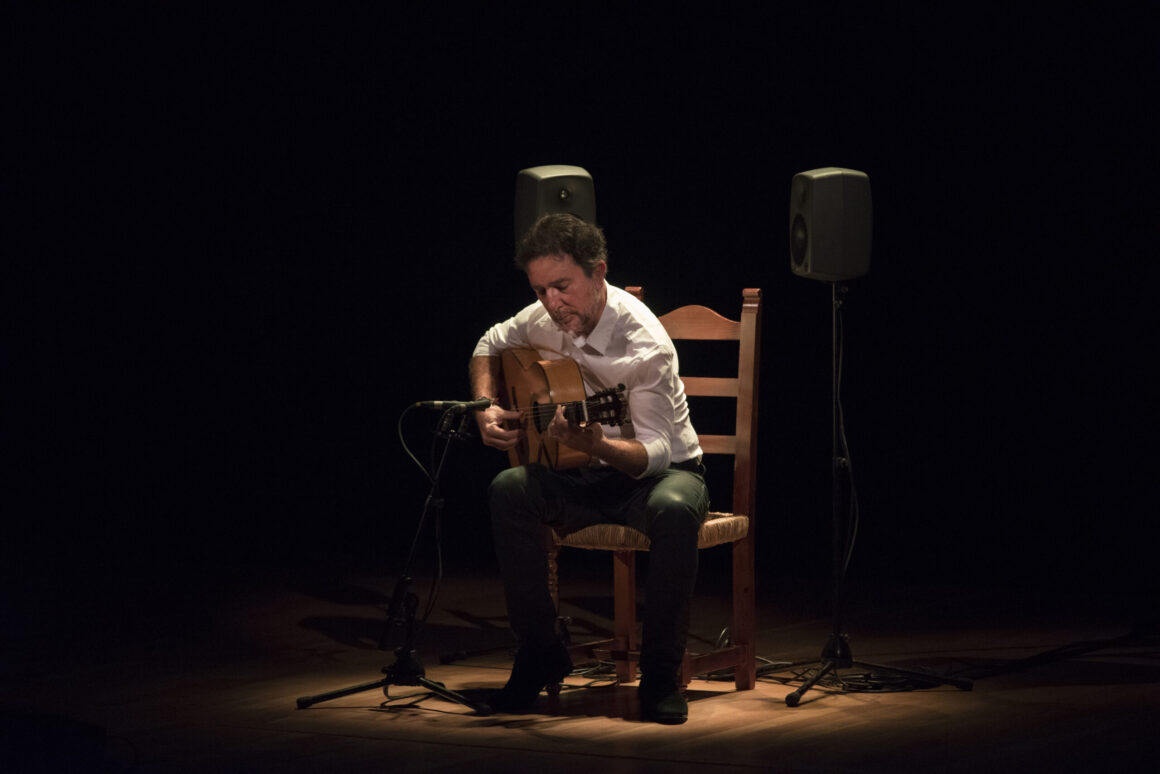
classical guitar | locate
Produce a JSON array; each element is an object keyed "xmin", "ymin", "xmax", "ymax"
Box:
[{"xmin": 500, "ymin": 348, "xmax": 627, "ymax": 470}]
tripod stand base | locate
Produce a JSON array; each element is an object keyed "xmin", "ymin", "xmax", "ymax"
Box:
[
  {"xmin": 296, "ymin": 648, "xmax": 493, "ymax": 715},
  {"xmin": 296, "ymin": 675, "xmax": 492, "ymax": 715},
  {"xmin": 785, "ymin": 657, "xmax": 973, "ymax": 706}
]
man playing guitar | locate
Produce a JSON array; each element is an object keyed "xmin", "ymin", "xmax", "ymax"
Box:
[{"xmin": 469, "ymin": 213, "xmax": 707, "ymax": 724}]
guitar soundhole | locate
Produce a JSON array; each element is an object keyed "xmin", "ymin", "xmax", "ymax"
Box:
[{"xmin": 531, "ymin": 402, "xmax": 552, "ymax": 433}]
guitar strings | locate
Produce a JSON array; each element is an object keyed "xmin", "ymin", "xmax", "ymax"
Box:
[
  {"xmin": 520, "ymin": 401, "xmax": 585, "ymax": 428},
  {"xmin": 520, "ymin": 396, "xmax": 619, "ymax": 424},
  {"xmin": 508, "ymin": 386, "xmax": 625, "ymax": 428}
]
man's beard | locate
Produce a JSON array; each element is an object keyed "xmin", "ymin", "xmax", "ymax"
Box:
[
  {"xmin": 549, "ymin": 308, "xmax": 583, "ymax": 332},
  {"xmin": 546, "ymin": 286, "xmax": 603, "ymax": 336}
]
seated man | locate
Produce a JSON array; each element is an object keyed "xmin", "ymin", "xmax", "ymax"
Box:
[{"xmin": 469, "ymin": 213, "xmax": 708, "ymax": 724}]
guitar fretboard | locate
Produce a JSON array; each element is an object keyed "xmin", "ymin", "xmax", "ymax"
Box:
[{"xmin": 521, "ymin": 385, "xmax": 626, "ymax": 432}]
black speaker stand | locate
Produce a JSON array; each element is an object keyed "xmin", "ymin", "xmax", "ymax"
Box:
[{"xmin": 785, "ymin": 283, "xmax": 973, "ymax": 706}]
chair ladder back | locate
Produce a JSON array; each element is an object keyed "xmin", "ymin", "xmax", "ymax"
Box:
[{"xmin": 628, "ymin": 287, "xmax": 761, "ymax": 522}]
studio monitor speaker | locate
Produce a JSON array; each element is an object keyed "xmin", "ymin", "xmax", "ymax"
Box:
[
  {"xmin": 789, "ymin": 167, "xmax": 872, "ymax": 282},
  {"xmin": 514, "ymin": 165, "xmax": 596, "ymax": 245}
]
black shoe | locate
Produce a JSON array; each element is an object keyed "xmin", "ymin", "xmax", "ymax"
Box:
[
  {"xmin": 638, "ymin": 674, "xmax": 688, "ymax": 724},
  {"xmin": 488, "ymin": 642, "xmax": 572, "ymax": 713}
]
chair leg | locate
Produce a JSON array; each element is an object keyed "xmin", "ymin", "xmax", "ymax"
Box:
[
  {"xmin": 678, "ymin": 651, "xmax": 693, "ymax": 689},
  {"xmin": 733, "ymin": 536, "xmax": 757, "ymax": 690},
  {"xmin": 613, "ymin": 549, "xmax": 638, "ymax": 683}
]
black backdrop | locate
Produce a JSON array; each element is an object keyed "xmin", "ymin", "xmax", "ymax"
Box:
[{"xmin": 17, "ymin": 6, "xmax": 1157, "ymax": 619}]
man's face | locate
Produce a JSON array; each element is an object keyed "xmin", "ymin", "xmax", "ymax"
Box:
[{"xmin": 525, "ymin": 253, "xmax": 607, "ymax": 337}]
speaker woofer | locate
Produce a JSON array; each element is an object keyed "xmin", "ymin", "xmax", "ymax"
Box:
[{"xmin": 791, "ymin": 213, "xmax": 809, "ymax": 270}]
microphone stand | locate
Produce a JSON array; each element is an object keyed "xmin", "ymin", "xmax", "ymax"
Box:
[
  {"xmin": 785, "ymin": 283, "xmax": 973, "ymax": 706},
  {"xmin": 296, "ymin": 407, "xmax": 491, "ymax": 714}
]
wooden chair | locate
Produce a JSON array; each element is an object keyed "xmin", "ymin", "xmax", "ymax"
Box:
[{"xmin": 548, "ymin": 287, "xmax": 762, "ymax": 690}]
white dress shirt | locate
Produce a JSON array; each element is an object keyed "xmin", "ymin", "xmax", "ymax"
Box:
[{"xmin": 473, "ymin": 283, "xmax": 702, "ymax": 479}]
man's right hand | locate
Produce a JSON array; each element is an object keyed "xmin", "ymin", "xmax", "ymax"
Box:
[{"xmin": 476, "ymin": 404, "xmax": 523, "ymax": 451}]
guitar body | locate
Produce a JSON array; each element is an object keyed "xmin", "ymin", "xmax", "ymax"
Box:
[
  {"xmin": 500, "ymin": 349, "xmax": 593, "ymax": 470},
  {"xmin": 496, "ymin": 350, "xmax": 626, "ymax": 473}
]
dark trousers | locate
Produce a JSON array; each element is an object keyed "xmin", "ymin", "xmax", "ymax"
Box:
[{"xmin": 488, "ymin": 461, "xmax": 709, "ymax": 678}]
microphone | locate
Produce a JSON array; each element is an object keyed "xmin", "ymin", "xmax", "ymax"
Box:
[{"xmin": 414, "ymin": 398, "xmax": 494, "ymax": 412}]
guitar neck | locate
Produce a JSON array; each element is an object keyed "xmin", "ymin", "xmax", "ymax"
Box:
[
  {"xmin": 525, "ymin": 398, "xmax": 596, "ymax": 425},
  {"xmin": 524, "ymin": 384, "xmax": 626, "ymax": 430}
]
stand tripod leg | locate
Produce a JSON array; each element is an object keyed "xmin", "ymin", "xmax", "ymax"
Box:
[
  {"xmin": 415, "ymin": 677, "xmax": 492, "ymax": 714},
  {"xmin": 854, "ymin": 660, "xmax": 973, "ymax": 691},
  {"xmin": 785, "ymin": 660, "xmax": 836, "ymax": 707},
  {"xmin": 296, "ymin": 678, "xmax": 389, "ymax": 709}
]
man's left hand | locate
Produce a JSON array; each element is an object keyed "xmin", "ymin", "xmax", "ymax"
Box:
[{"xmin": 547, "ymin": 404, "xmax": 604, "ymax": 456}]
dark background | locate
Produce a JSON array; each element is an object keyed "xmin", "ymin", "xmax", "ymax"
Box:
[{"xmin": 15, "ymin": 6, "xmax": 1157, "ymax": 627}]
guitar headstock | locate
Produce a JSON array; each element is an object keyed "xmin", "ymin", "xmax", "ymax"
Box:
[{"xmin": 586, "ymin": 383, "xmax": 627, "ymax": 426}]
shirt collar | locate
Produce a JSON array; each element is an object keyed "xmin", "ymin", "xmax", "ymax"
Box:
[{"xmin": 571, "ymin": 280, "xmax": 614, "ymax": 354}]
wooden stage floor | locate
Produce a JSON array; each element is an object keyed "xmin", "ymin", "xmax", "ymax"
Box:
[{"xmin": 3, "ymin": 555, "xmax": 1157, "ymax": 772}]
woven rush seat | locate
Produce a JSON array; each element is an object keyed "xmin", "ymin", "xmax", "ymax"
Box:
[{"xmin": 554, "ymin": 513, "xmax": 750, "ymax": 552}]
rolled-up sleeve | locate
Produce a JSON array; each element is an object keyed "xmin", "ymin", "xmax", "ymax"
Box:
[{"xmin": 625, "ymin": 347, "xmax": 680, "ymax": 478}]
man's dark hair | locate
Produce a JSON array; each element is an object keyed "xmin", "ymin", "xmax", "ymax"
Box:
[{"xmin": 515, "ymin": 213, "xmax": 608, "ymax": 276}]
